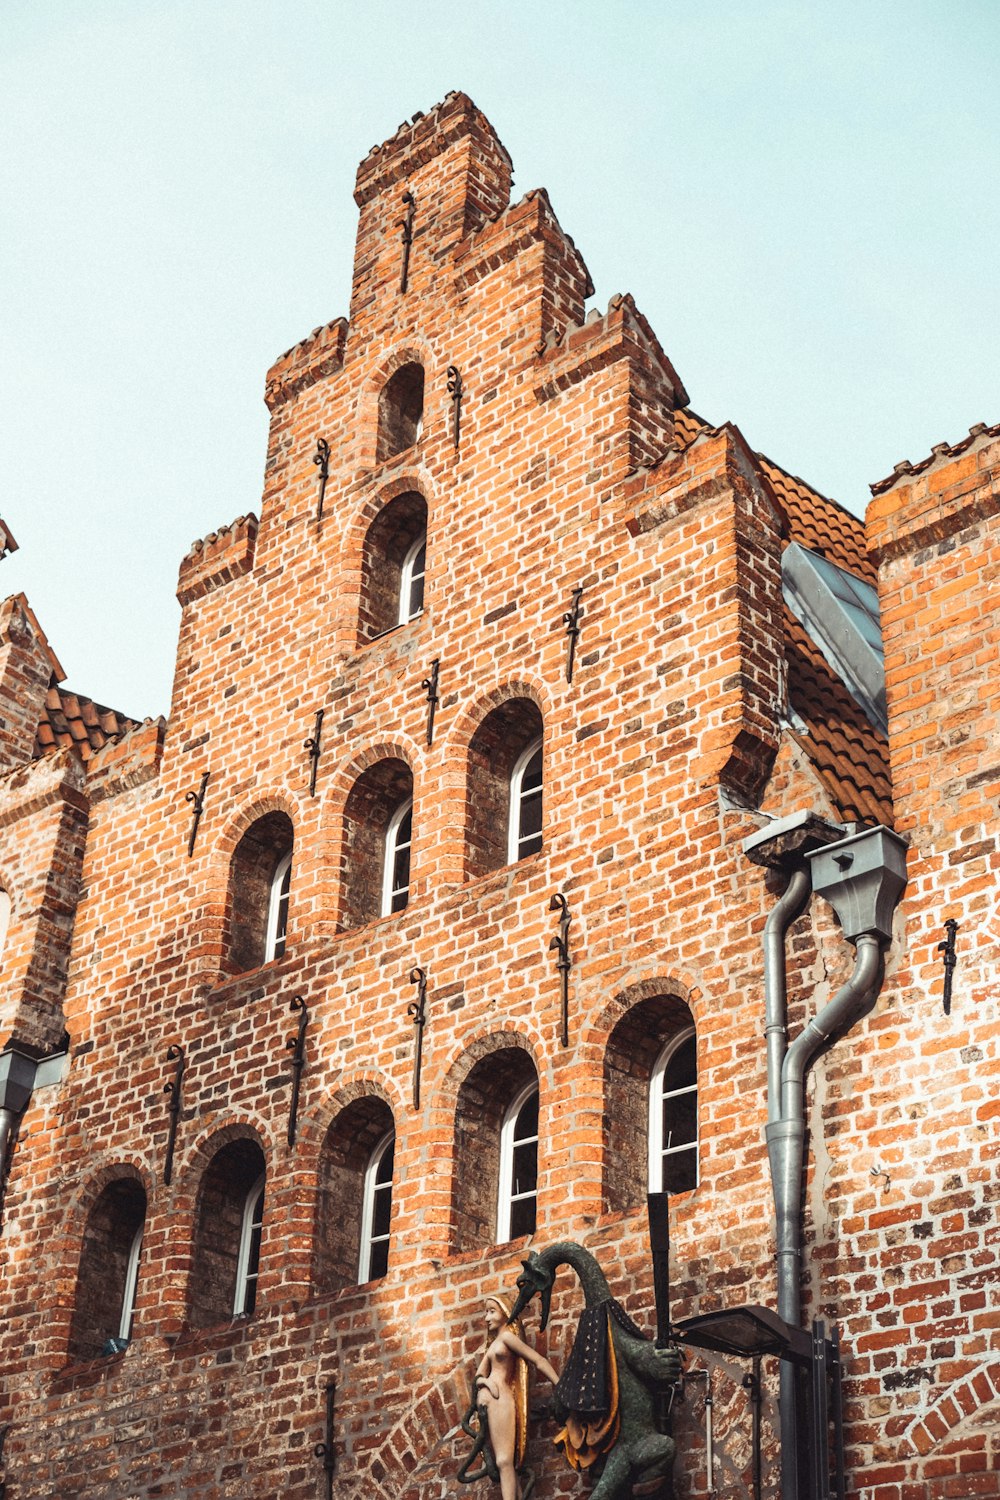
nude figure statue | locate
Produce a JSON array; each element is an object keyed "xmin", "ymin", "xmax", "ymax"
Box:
[{"xmin": 457, "ymin": 1294, "xmax": 560, "ymax": 1500}]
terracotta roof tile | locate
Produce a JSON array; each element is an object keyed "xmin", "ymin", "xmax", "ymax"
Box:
[
  {"xmin": 870, "ymin": 421, "xmax": 1000, "ymax": 496},
  {"xmin": 33, "ymin": 684, "xmax": 142, "ymax": 764},
  {"xmin": 785, "ymin": 609, "xmax": 892, "ymax": 826}
]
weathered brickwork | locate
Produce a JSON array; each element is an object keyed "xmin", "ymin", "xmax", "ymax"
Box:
[{"xmin": 0, "ymin": 92, "xmax": 996, "ymax": 1500}]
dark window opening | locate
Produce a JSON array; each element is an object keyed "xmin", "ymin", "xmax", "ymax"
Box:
[
  {"xmin": 341, "ymin": 760, "xmax": 413, "ymax": 930},
  {"xmin": 313, "ymin": 1097, "xmax": 395, "ymax": 1294},
  {"xmin": 377, "ymin": 363, "xmax": 424, "ymax": 462},
  {"xmin": 465, "ymin": 699, "xmax": 544, "ymax": 879},
  {"xmin": 189, "ymin": 1138, "xmax": 267, "ymax": 1328},
  {"xmin": 227, "ymin": 813, "xmax": 294, "ymax": 972},
  {"xmin": 452, "ymin": 1046, "xmax": 539, "ymax": 1253},
  {"xmin": 68, "ymin": 1178, "xmax": 146, "ymax": 1362}
]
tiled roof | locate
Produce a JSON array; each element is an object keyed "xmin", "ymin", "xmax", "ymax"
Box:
[
  {"xmin": 34, "ymin": 684, "xmax": 141, "ymax": 764},
  {"xmin": 672, "ymin": 407, "xmax": 891, "ymax": 823},
  {"xmin": 870, "ymin": 421, "xmax": 1000, "ymax": 496},
  {"xmin": 784, "ymin": 608, "xmax": 892, "ymax": 826}
]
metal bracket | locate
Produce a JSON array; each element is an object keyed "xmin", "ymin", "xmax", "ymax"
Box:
[
  {"xmin": 407, "ymin": 967, "xmax": 428, "ymax": 1109},
  {"xmin": 398, "ymin": 190, "xmax": 415, "ymax": 293},
  {"xmin": 447, "ymin": 365, "xmax": 463, "ymax": 449},
  {"xmin": 313, "ymin": 436, "xmax": 331, "ymax": 520},
  {"xmin": 184, "ymin": 771, "xmax": 209, "ymax": 858},
  {"xmin": 163, "ymin": 1043, "xmax": 185, "ymax": 1186},
  {"xmin": 937, "ymin": 918, "xmax": 959, "ymax": 1015},
  {"xmin": 563, "ymin": 585, "xmax": 584, "ymax": 683},
  {"xmin": 548, "ymin": 893, "xmax": 572, "ymax": 1047},
  {"xmin": 314, "ymin": 1380, "xmax": 336, "ymax": 1499},
  {"xmin": 285, "ymin": 996, "xmax": 308, "ymax": 1148},
  {"xmin": 304, "ymin": 708, "xmax": 324, "ymax": 797},
  {"xmin": 422, "ymin": 659, "xmax": 440, "ymax": 747}
]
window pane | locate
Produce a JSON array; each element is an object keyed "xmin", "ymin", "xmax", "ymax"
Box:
[
  {"xmin": 512, "ymin": 1141, "xmax": 538, "ymax": 1199},
  {"xmin": 663, "ymin": 1035, "xmax": 696, "ymax": 1096},
  {"xmin": 509, "ymin": 1195, "xmax": 536, "ymax": 1239},
  {"xmin": 368, "ymin": 1237, "xmax": 390, "ymax": 1281},
  {"xmin": 514, "ymin": 1089, "xmax": 539, "ymax": 1141},
  {"xmin": 371, "ymin": 1183, "xmax": 392, "ymax": 1239},
  {"xmin": 243, "ymin": 1222, "xmax": 262, "ymax": 1314},
  {"xmin": 663, "ymin": 1147, "xmax": 697, "ymax": 1195},
  {"xmin": 376, "ymin": 1139, "xmax": 395, "ymax": 1186},
  {"xmin": 663, "ymin": 1086, "xmax": 697, "ymax": 1152}
]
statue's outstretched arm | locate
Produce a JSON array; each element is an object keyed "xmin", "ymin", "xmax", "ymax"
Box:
[
  {"xmin": 500, "ymin": 1329, "xmax": 559, "ymax": 1387},
  {"xmin": 625, "ymin": 1338, "xmax": 683, "ymax": 1387}
]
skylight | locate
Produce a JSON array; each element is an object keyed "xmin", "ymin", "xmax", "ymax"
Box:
[{"xmin": 782, "ymin": 542, "xmax": 887, "ymax": 736}]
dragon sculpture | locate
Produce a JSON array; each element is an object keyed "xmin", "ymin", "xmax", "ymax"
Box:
[{"xmin": 505, "ymin": 1240, "xmax": 682, "ymax": 1500}]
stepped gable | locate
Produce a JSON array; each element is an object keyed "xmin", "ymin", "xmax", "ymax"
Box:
[
  {"xmin": 354, "ymin": 90, "xmax": 512, "ymax": 206},
  {"xmin": 870, "ymin": 420, "xmax": 1000, "ymax": 495},
  {"xmin": 33, "ymin": 684, "xmax": 142, "ymax": 764},
  {"xmin": 673, "ymin": 405, "xmax": 889, "ymax": 820}
]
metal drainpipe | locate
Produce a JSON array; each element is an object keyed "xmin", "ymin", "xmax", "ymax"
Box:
[{"xmin": 763, "ymin": 866, "xmax": 813, "ymax": 1126}]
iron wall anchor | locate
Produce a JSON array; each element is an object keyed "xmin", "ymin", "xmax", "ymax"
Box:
[
  {"xmin": 285, "ymin": 996, "xmax": 308, "ymax": 1148},
  {"xmin": 313, "ymin": 436, "xmax": 331, "ymax": 520},
  {"xmin": 447, "ymin": 365, "xmax": 463, "ymax": 449},
  {"xmin": 563, "ymin": 585, "xmax": 584, "ymax": 683},
  {"xmin": 407, "ymin": 967, "xmax": 428, "ymax": 1109},
  {"xmin": 422, "ymin": 659, "xmax": 440, "ymax": 747},
  {"xmin": 304, "ymin": 708, "xmax": 324, "ymax": 797},
  {"xmin": 937, "ymin": 917, "xmax": 959, "ymax": 1015},
  {"xmin": 184, "ymin": 771, "xmax": 209, "ymax": 858},
  {"xmin": 314, "ymin": 1380, "xmax": 336, "ymax": 1499},
  {"xmin": 398, "ymin": 190, "xmax": 415, "ymax": 292},
  {"xmin": 163, "ymin": 1043, "xmax": 185, "ymax": 1186},
  {"xmin": 548, "ymin": 892, "xmax": 572, "ymax": 1047}
]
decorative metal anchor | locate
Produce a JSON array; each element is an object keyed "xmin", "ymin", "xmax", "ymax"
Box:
[
  {"xmin": 447, "ymin": 365, "xmax": 463, "ymax": 449},
  {"xmin": 938, "ymin": 918, "xmax": 959, "ymax": 1015},
  {"xmin": 163, "ymin": 1043, "xmax": 185, "ymax": 1186},
  {"xmin": 422, "ymin": 659, "xmax": 440, "ymax": 747},
  {"xmin": 548, "ymin": 893, "xmax": 572, "ymax": 1047},
  {"xmin": 285, "ymin": 995, "xmax": 309, "ymax": 1148},
  {"xmin": 314, "ymin": 1381, "xmax": 336, "ymax": 1500},
  {"xmin": 398, "ymin": 190, "xmax": 416, "ymax": 293},
  {"xmin": 563, "ymin": 585, "xmax": 584, "ymax": 684},
  {"xmin": 304, "ymin": 708, "xmax": 324, "ymax": 797},
  {"xmin": 185, "ymin": 771, "xmax": 209, "ymax": 857},
  {"xmin": 313, "ymin": 436, "xmax": 331, "ymax": 521},
  {"xmin": 407, "ymin": 967, "xmax": 428, "ymax": 1109}
]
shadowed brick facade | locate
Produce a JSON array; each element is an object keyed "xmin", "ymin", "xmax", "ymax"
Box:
[{"xmin": 0, "ymin": 93, "xmax": 997, "ymax": 1499}]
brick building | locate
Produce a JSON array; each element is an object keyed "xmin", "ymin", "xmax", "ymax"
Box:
[{"xmin": 0, "ymin": 93, "xmax": 997, "ymax": 1499}]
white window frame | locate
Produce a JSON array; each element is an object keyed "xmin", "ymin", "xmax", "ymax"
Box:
[
  {"xmin": 648, "ymin": 1027, "xmax": 698, "ymax": 1193},
  {"xmin": 497, "ymin": 1081, "xmax": 539, "ymax": 1243},
  {"xmin": 397, "ymin": 533, "xmax": 426, "ymax": 625},
  {"xmin": 358, "ymin": 1129, "xmax": 395, "ymax": 1283},
  {"xmin": 381, "ymin": 798, "xmax": 413, "ymax": 917},
  {"xmin": 507, "ymin": 737, "xmax": 543, "ymax": 863},
  {"xmin": 264, "ymin": 851, "xmax": 292, "ymax": 962},
  {"xmin": 233, "ymin": 1173, "xmax": 265, "ymax": 1316},
  {"xmin": 118, "ymin": 1224, "xmax": 143, "ymax": 1341}
]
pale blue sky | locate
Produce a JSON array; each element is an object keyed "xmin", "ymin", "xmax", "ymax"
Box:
[{"xmin": 3, "ymin": 2, "xmax": 998, "ymax": 718}]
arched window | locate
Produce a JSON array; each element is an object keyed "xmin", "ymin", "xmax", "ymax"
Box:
[
  {"xmin": 465, "ymin": 698, "xmax": 544, "ymax": 879},
  {"xmin": 381, "ymin": 798, "xmax": 413, "ymax": 917},
  {"xmin": 227, "ymin": 813, "xmax": 294, "ymax": 972},
  {"xmin": 264, "ymin": 851, "xmax": 292, "ymax": 961},
  {"xmin": 377, "ymin": 362, "xmax": 424, "ymax": 462},
  {"xmin": 358, "ymin": 1131, "xmax": 395, "ymax": 1283},
  {"xmin": 189, "ymin": 1138, "xmax": 267, "ymax": 1328},
  {"xmin": 313, "ymin": 1097, "xmax": 395, "ymax": 1295},
  {"xmin": 452, "ymin": 1046, "xmax": 539, "ymax": 1252},
  {"xmin": 507, "ymin": 738, "xmax": 543, "ymax": 863},
  {"xmin": 233, "ymin": 1173, "xmax": 265, "ymax": 1316},
  {"xmin": 603, "ymin": 995, "xmax": 698, "ymax": 1214},
  {"xmin": 358, "ymin": 492, "xmax": 428, "ymax": 643},
  {"xmin": 67, "ymin": 1177, "xmax": 146, "ymax": 1361},
  {"xmin": 398, "ymin": 533, "xmax": 426, "ymax": 625},
  {"xmin": 497, "ymin": 1083, "xmax": 539, "ymax": 1242},
  {"xmin": 341, "ymin": 759, "xmax": 414, "ymax": 929},
  {"xmin": 648, "ymin": 1029, "xmax": 698, "ymax": 1194}
]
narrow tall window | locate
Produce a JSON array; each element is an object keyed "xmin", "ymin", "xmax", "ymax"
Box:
[
  {"xmin": 648, "ymin": 1029, "xmax": 698, "ymax": 1194},
  {"xmin": 358, "ymin": 1131, "xmax": 395, "ymax": 1282},
  {"xmin": 234, "ymin": 1173, "xmax": 265, "ymax": 1316},
  {"xmin": 508, "ymin": 738, "xmax": 543, "ymax": 862},
  {"xmin": 118, "ymin": 1225, "xmax": 143, "ymax": 1343},
  {"xmin": 382, "ymin": 799, "xmax": 413, "ymax": 916},
  {"xmin": 498, "ymin": 1083, "xmax": 539, "ymax": 1241},
  {"xmin": 398, "ymin": 534, "xmax": 426, "ymax": 625},
  {"xmin": 377, "ymin": 363, "xmax": 424, "ymax": 462},
  {"xmin": 264, "ymin": 851, "xmax": 292, "ymax": 961}
]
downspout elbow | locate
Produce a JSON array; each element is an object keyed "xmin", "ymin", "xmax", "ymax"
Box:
[{"xmin": 780, "ymin": 932, "xmax": 883, "ymax": 1123}]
